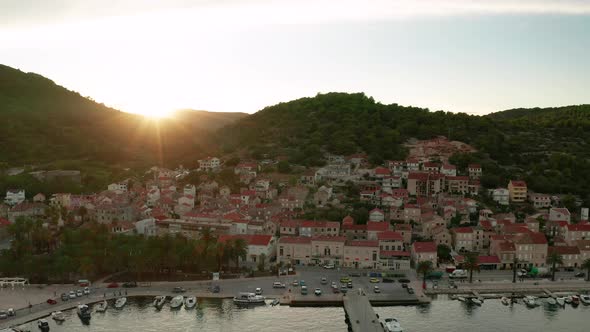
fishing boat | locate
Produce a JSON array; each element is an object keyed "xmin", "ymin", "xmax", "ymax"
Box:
[
  {"xmin": 556, "ymin": 297, "xmax": 565, "ymax": 307},
  {"xmin": 580, "ymin": 294, "xmax": 590, "ymax": 305},
  {"xmin": 51, "ymin": 311, "xmax": 65, "ymax": 322},
  {"xmin": 37, "ymin": 319, "xmax": 50, "ymax": 331},
  {"xmin": 523, "ymin": 296, "xmax": 538, "ymax": 308},
  {"xmin": 114, "ymin": 297, "xmax": 127, "ymax": 309},
  {"xmin": 271, "ymin": 298, "xmax": 280, "ymax": 306},
  {"xmin": 95, "ymin": 300, "xmax": 107, "ymax": 313},
  {"xmin": 546, "ymin": 297, "xmax": 557, "ymax": 306},
  {"xmin": 501, "ymin": 297, "xmax": 510, "ymax": 305},
  {"xmin": 572, "ymin": 295, "xmax": 580, "ymax": 307},
  {"xmin": 184, "ymin": 296, "xmax": 196, "ymax": 309},
  {"xmin": 170, "ymin": 295, "xmax": 184, "ymax": 309},
  {"xmin": 77, "ymin": 304, "xmax": 91, "ymax": 321},
  {"xmin": 471, "ymin": 298, "xmax": 482, "ymax": 306},
  {"xmin": 384, "ymin": 318, "xmax": 403, "ymax": 332},
  {"xmin": 232, "ymin": 292, "xmax": 265, "ymax": 305},
  {"xmin": 153, "ymin": 296, "xmax": 166, "ymax": 310},
  {"xmin": 457, "ymin": 296, "xmax": 466, "ymax": 302}
]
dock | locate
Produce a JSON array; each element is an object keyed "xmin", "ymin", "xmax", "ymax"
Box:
[{"xmin": 343, "ymin": 289, "xmax": 385, "ymax": 332}]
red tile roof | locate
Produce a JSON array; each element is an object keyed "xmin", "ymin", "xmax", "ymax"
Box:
[
  {"xmin": 498, "ymin": 241, "xmax": 516, "ymax": 251},
  {"xmin": 567, "ymin": 223, "xmax": 590, "ymax": 232},
  {"xmin": 0, "ymin": 217, "xmax": 10, "ymax": 227},
  {"xmin": 377, "ymin": 231, "xmax": 403, "ymax": 241},
  {"xmin": 468, "ymin": 164, "xmax": 481, "ymax": 169},
  {"xmin": 279, "ymin": 236, "xmax": 312, "ymax": 244},
  {"xmin": 549, "ymin": 246, "xmax": 580, "ymax": 255},
  {"xmin": 514, "ymin": 232, "xmax": 547, "ymax": 245},
  {"xmin": 342, "ymin": 224, "xmax": 368, "ymax": 231},
  {"xmin": 412, "ymin": 241, "xmax": 436, "ymax": 253},
  {"xmin": 374, "ymin": 167, "xmax": 391, "ymax": 175},
  {"xmin": 446, "ymin": 176, "xmax": 469, "ymax": 181},
  {"xmin": 346, "ymin": 240, "xmax": 379, "ymax": 247},
  {"xmin": 478, "ymin": 255, "xmax": 500, "ymax": 264},
  {"xmin": 367, "ymin": 221, "xmax": 389, "ymax": 232},
  {"xmin": 510, "ymin": 180, "xmax": 527, "ymax": 187},
  {"xmin": 452, "ymin": 227, "xmax": 473, "ymax": 233}
]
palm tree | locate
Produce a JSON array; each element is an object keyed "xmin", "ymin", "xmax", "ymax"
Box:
[
  {"xmin": 232, "ymin": 238, "xmax": 248, "ymax": 270},
  {"xmin": 416, "ymin": 260, "xmax": 433, "ymax": 289},
  {"xmin": 582, "ymin": 258, "xmax": 590, "ymax": 282},
  {"xmin": 463, "ymin": 252, "xmax": 480, "ymax": 283},
  {"xmin": 547, "ymin": 250, "xmax": 563, "ymax": 281},
  {"xmin": 200, "ymin": 228, "xmax": 214, "ymax": 258},
  {"xmin": 257, "ymin": 253, "xmax": 267, "ymax": 272},
  {"xmin": 512, "ymin": 257, "xmax": 519, "ymax": 283}
]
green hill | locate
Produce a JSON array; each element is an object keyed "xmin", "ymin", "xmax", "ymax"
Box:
[{"xmin": 0, "ymin": 64, "xmax": 243, "ymax": 167}]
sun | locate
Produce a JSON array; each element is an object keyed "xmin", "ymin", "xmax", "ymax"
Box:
[{"xmin": 129, "ymin": 105, "xmax": 173, "ymax": 119}]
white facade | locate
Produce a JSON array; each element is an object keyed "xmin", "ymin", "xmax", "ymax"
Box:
[
  {"xmin": 108, "ymin": 183, "xmax": 128, "ymax": 193},
  {"xmin": 135, "ymin": 218, "xmax": 157, "ymax": 236},
  {"xmin": 198, "ymin": 157, "xmax": 221, "ymax": 171},
  {"xmin": 492, "ymin": 188, "xmax": 509, "ymax": 206},
  {"xmin": 5, "ymin": 189, "xmax": 25, "ymax": 206}
]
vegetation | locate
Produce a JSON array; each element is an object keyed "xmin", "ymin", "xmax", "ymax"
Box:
[
  {"xmin": 463, "ymin": 252, "xmax": 480, "ymax": 283},
  {"xmin": 546, "ymin": 251, "xmax": 564, "ymax": 282},
  {"xmin": 437, "ymin": 244, "xmax": 452, "ymax": 263},
  {"xmin": 0, "ymin": 218, "xmax": 248, "ymax": 283},
  {"xmin": 582, "ymin": 258, "xmax": 590, "ymax": 282},
  {"xmin": 416, "ymin": 260, "xmax": 433, "ymax": 286}
]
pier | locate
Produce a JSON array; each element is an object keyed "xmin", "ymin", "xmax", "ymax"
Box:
[{"xmin": 343, "ymin": 289, "xmax": 385, "ymax": 332}]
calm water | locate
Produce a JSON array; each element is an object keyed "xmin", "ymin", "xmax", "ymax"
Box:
[{"xmin": 19, "ymin": 296, "xmax": 590, "ymax": 332}]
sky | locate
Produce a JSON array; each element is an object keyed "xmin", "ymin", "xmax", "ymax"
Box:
[{"xmin": 1, "ymin": 0, "xmax": 589, "ymax": 117}]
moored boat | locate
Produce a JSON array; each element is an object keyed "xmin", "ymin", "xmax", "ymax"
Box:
[
  {"xmin": 170, "ymin": 295, "xmax": 184, "ymax": 309},
  {"xmin": 184, "ymin": 296, "xmax": 196, "ymax": 309},
  {"xmin": 37, "ymin": 319, "xmax": 50, "ymax": 331},
  {"xmin": 523, "ymin": 296, "xmax": 538, "ymax": 308},
  {"xmin": 153, "ymin": 296, "xmax": 166, "ymax": 310},
  {"xmin": 556, "ymin": 297, "xmax": 565, "ymax": 307},
  {"xmin": 232, "ymin": 292, "xmax": 266, "ymax": 305},
  {"xmin": 51, "ymin": 311, "xmax": 65, "ymax": 322},
  {"xmin": 77, "ymin": 304, "xmax": 91, "ymax": 321},
  {"xmin": 580, "ymin": 294, "xmax": 590, "ymax": 305},
  {"xmin": 564, "ymin": 296, "xmax": 572, "ymax": 304},
  {"xmin": 471, "ymin": 298, "xmax": 482, "ymax": 306},
  {"xmin": 384, "ymin": 318, "xmax": 403, "ymax": 332},
  {"xmin": 572, "ymin": 295, "xmax": 580, "ymax": 306},
  {"xmin": 457, "ymin": 296, "xmax": 466, "ymax": 302},
  {"xmin": 95, "ymin": 300, "xmax": 108, "ymax": 313},
  {"xmin": 501, "ymin": 297, "xmax": 510, "ymax": 306},
  {"xmin": 115, "ymin": 297, "xmax": 127, "ymax": 309},
  {"xmin": 546, "ymin": 297, "xmax": 557, "ymax": 306}
]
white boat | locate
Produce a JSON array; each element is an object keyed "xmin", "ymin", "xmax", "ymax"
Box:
[
  {"xmin": 457, "ymin": 296, "xmax": 466, "ymax": 302},
  {"xmin": 77, "ymin": 304, "xmax": 91, "ymax": 321},
  {"xmin": 170, "ymin": 295, "xmax": 184, "ymax": 309},
  {"xmin": 564, "ymin": 296, "xmax": 573, "ymax": 304},
  {"xmin": 500, "ymin": 297, "xmax": 510, "ymax": 306},
  {"xmin": 51, "ymin": 311, "xmax": 65, "ymax": 322},
  {"xmin": 384, "ymin": 318, "xmax": 403, "ymax": 332},
  {"xmin": 153, "ymin": 296, "xmax": 166, "ymax": 310},
  {"xmin": 95, "ymin": 300, "xmax": 108, "ymax": 313},
  {"xmin": 114, "ymin": 297, "xmax": 127, "ymax": 309},
  {"xmin": 556, "ymin": 297, "xmax": 565, "ymax": 307},
  {"xmin": 580, "ymin": 294, "xmax": 590, "ymax": 305},
  {"xmin": 37, "ymin": 319, "xmax": 50, "ymax": 331},
  {"xmin": 184, "ymin": 296, "xmax": 196, "ymax": 309},
  {"xmin": 232, "ymin": 292, "xmax": 266, "ymax": 305},
  {"xmin": 523, "ymin": 296, "xmax": 538, "ymax": 308},
  {"xmin": 471, "ymin": 298, "xmax": 482, "ymax": 306},
  {"xmin": 546, "ymin": 297, "xmax": 557, "ymax": 306}
]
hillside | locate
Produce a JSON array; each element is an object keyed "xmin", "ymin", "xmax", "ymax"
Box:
[
  {"xmin": 172, "ymin": 109, "xmax": 248, "ymax": 131},
  {"xmin": 0, "ymin": 64, "xmax": 242, "ymax": 167},
  {"xmin": 219, "ymin": 92, "xmax": 590, "ymax": 201}
]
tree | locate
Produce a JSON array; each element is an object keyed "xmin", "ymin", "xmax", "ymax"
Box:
[
  {"xmin": 437, "ymin": 244, "xmax": 451, "ymax": 262},
  {"xmin": 257, "ymin": 253, "xmax": 267, "ymax": 272},
  {"xmin": 582, "ymin": 258, "xmax": 590, "ymax": 282},
  {"xmin": 232, "ymin": 238, "xmax": 248, "ymax": 270},
  {"xmin": 547, "ymin": 250, "xmax": 563, "ymax": 282},
  {"xmin": 277, "ymin": 161, "xmax": 292, "ymax": 174},
  {"xmin": 512, "ymin": 257, "xmax": 519, "ymax": 283},
  {"xmin": 416, "ymin": 260, "xmax": 433, "ymax": 289},
  {"xmin": 463, "ymin": 252, "xmax": 480, "ymax": 283}
]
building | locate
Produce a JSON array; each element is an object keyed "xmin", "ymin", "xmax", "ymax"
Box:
[
  {"xmin": 198, "ymin": 157, "xmax": 221, "ymax": 171},
  {"xmin": 548, "ymin": 246, "xmax": 581, "ymax": 268},
  {"xmin": 377, "ymin": 231, "xmax": 404, "ymax": 251},
  {"xmin": 108, "ymin": 183, "xmax": 128, "ymax": 193},
  {"xmin": 4, "ymin": 189, "xmax": 25, "ymax": 206},
  {"xmin": 440, "ymin": 164, "xmax": 457, "ymax": 177},
  {"xmin": 369, "ymin": 208, "xmax": 385, "ymax": 222},
  {"xmin": 343, "ymin": 240, "xmax": 380, "ymax": 269},
  {"xmin": 549, "ymin": 208, "xmax": 571, "ymax": 223},
  {"xmin": 508, "ymin": 180, "xmax": 527, "ymax": 203},
  {"xmin": 277, "ymin": 236, "xmax": 312, "ymax": 265},
  {"xmin": 299, "ymin": 220, "xmax": 340, "ymax": 237},
  {"xmin": 492, "ymin": 188, "xmax": 510, "ymax": 206},
  {"xmin": 446, "ymin": 176, "xmax": 469, "ymax": 195},
  {"xmin": 528, "ymin": 193, "xmax": 551, "ymax": 209},
  {"xmin": 564, "ymin": 223, "xmax": 590, "ymax": 244},
  {"xmin": 33, "ymin": 193, "xmax": 46, "ymax": 203},
  {"xmin": 407, "ymin": 172, "xmax": 444, "ymax": 197},
  {"xmin": 411, "ymin": 241, "xmax": 437, "ymax": 265},
  {"xmin": 7, "ymin": 202, "xmax": 46, "ymax": 222},
  {"xmin": 218, "ymin": 234, "xmax": 276, "ymax": 264},
  {"xmin": 467, "ymin": 164, "xmax": 482, "ymax": 179},
  {"xmin": 310, "ymin": 236, "xmax": 346, "ymax": 266}
]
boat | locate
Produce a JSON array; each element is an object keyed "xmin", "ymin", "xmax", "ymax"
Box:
[
  {"xmin": 95, "ymin": 300, "xmax": 108, "ymax": 313},
  {"xmin": 77, "ymin": 304, "xmax": 91, "ymax": 321},
  {"xmin": 470, "ymin": 298, "xmax": 482, "ymax": 306},
  {"xmin": 114, "ymin": 297, "xmax": 127, "ymax": 309},
  {"xmin": 580, "ymin": 294, "xmax": 590, "ymax": 305},
  {"xmin": 232, "ymin": 292, "xmax": 266, "ymax": 305},
  {"xmin": 523, "ymin": 296, "xmax": 538, "ymax": 308},
  {"xmin": 270, "ymin": 298, "xmax": 280, "ymax": 306},
  {"xmin": 37, "ymin": 319, "xmax": 50, "ymax": 331},
  {"xmin": 457, "ymin": 296, "xmax": 466, "ymax": 302},
  {"xmin": 556, "ymin": 297, "xmax": 565, "ymax": 307},
  {"xmin": 572, "ymin": 295, "xmax": 580, "ymax": 306},
  {"xmin": 565, "ymin": 296, "xmax": 573, "ymax": 304},
  {"xmin": 501, "ymin": 297, "xmax": 510, "ymax": 306},
  {"xmin": 184, "ymin": 296, "xmax": 196, "ymax": 309},
  {"xmin": 153, "ymin": 296, "xmax": 166, "ymax": 310},
  {"xmin": 546, "ymin": 297, "xmax": 557, "ymax": 306},
  {"xmin": 384, "ymin": 318, "xmax": 403, "ymax": 332},
  {"xmin": 170, "ymin": 295, "xmax": 184, "ymax": 309},
  {"xmin": 51, "ymin": 311, "xmax": 65, "ymax": 322}
]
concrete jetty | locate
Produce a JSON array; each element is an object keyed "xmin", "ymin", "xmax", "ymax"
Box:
[{"xmin": 343, "ymin": 289, "xmax": 385, "ymax": 332}]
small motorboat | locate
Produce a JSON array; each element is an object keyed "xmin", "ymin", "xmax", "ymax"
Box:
[
  {"xmin": 523, "ymin": 296, "xmax": 538, "ymax": 308},
  {"xmin": 471, "ymin": 298, "xmax": 482, "ymax": 306},
  {"xmin": 170, "ymin": 295, "xmax": 184, "ymax": 309},
  {"xmin": 184, "ymin": 296, "xmax": 196, "ymax": 309},
  {"xmin": 457, "ymin": 296, "xmax": 466, "ymax": 302},
  {"xmin": 153, "ymin": 296, "xmax": 166, "ymax": 310},
  {"xmin": 501, "ymin": 297, "xmax": 510, "ymax": 306},
  {"xmin": 384, "ymin": 318, "xmax": 403, "ymax": 332},
  {"xmin": 546, "ymin": 297, "xmax": 557, "ymax": 306},
  {"xmin": 556, "ymin": 297, "xmax": 565, "ymax": 307},
  {"xmin": 572, "ymin": 295, "xmax": 580, "ymax": 307},
  {"xmin": 51, "ymin": 311, "xmax": 65, "ymax": 322},
  {"xmin": 564, "ymin": 296, "xmax": 573, "ymax": 304},
  {"xmin": 77, "ymin": 304, "xmax": 91, "ymax": 321},
  {"xmin": 233, "ymin": 292, "xmax": 266, "ymax": 305},
  {"xmin": 271, "ymin": 298, "xmax": 280, "ymax": 306},
  {"xmin": 114, "ymin": 297, "xmax": 127, "ymax": 309},
  {"xmin": 37, "ymin": 319, "xmax": 50, "ymax": 331},
  {"xmin": 580, "ymin": 294, "xmax": 590, "ymax": 305},
  {"xmin": 95, "ymin": 300, "xmax": 108, "ymax": 313}
]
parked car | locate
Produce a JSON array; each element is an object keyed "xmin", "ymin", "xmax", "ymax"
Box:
[
  {"xmin": 69, "ymin": 291, "xmax": 77, "ymax": 299},
  {"xmin": 401, "ymin": 283, "xmax": 408, "ymax": 288},
  {"xmin": 83, "ymin": 287, "xmax": 90, "ymax": 295},
  {"xmin": 76, "ymin": 290, "xmax": 83, "ymax": 297},
  {"xmin": 0, "ymin": 311, "xmax": 7, "ymax": 320},
  {"xmin": 47, "ymin": 299, "xmax": 57, "ymax": 305},
  {"xmin": 314, "ymin": 288, "xmax": 322, "ymax": 296},
  {"xmin": 321, "ymin": 277, "xmax": 328, "ymax": 284},
  {"xmin": 340, "ymin": 285, "xmax": 348, "ymax": 293},
  {"xmin": 255, "ymin": 287, "xmax": 263, "ymax": 295},
  {"xmin": 373, "ymin": 286, "xmax": 381, "ymax": 293},
  {"xmin": 61, "ymin": 293, "xmax": 69, "ymax": 301},
  {"xmin": 323, "ymin": 264, "xmax": 335, "ymax": 269},
  {"xmin": 349, "ymin": 272, "xmax": 361, "ymax": 277},
  {"xmin": 564, "ymin": 267, "xmax": 575, "ymax": 272},
  {"xmin": 382, "ymin": 277, "xmax": 395, "ymax": 283},
  {"xmin": 122, "ymin": 282, "xmax": 137, "ymax": 288},
  {"xmin": 332, "ymin": 287, "xmax": 340, "ymax": 293},
  {"xmin": 173, "ymin": 287, "xmax": 186, "ymax": 293},
  {"xmin": 300, "ymin": 285, "xmax": 308, "ymax": 295},
  {"xmin": 369, "ymin": 278, "xmax": 380, "ymax": 283},
  {"xmin": 107, "ymin": 282, "xmax": 119, "ymax": 288},
  {"xmin": 272, "ymin": 282, "xmax": 286, "ymax": 288},
  {"xmin": 292, "ymin": 280, "xmax": 299, "ymax": 286},
  {"xmin": 7, "ymin": 309, "xmax": 15, "ymax": 316},
  {"xmin": 340, "ymin": 276, "xmax": 351, "ymax": 283},
  {"xmin": 347, "ymin": 281, "xmax": 353, "ymax": 288},
  {"xmin": 212, "ymin": 285, "xmax": 220, "ymax": 293},
  {"xmin": 407, "ymin": 287, "xmax": 415, "ymax": 294},
  {"xmin": 299, "ymin": 280, "xmax": 306, "ymax": 286},
  {"xmin": 575, "ymin": 272, "xmax": 586, "ymax": 278},
  {"xmin": 398, "ymin": 278, "xmax": 410, "ymax": 283}
]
